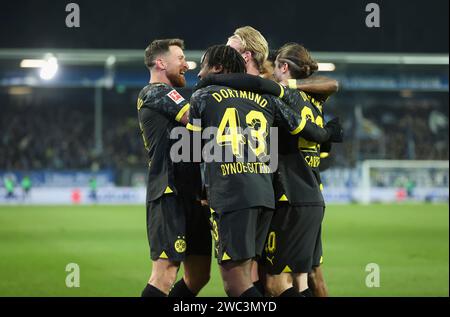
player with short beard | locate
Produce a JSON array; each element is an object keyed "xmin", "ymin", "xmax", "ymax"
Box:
[{"xmin": 138, "ymin": 39, "xmax": 211, "ymax": 297}]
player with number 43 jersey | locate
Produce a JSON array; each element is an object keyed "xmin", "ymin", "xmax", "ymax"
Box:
[{"xmin": 189, "ymin": 44, "xmax": 342, "ymax": 297}]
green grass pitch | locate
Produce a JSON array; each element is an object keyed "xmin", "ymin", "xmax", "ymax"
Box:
[{"xmin": 0, "ymin": 203, "xmax": 448, "ymax": 297}]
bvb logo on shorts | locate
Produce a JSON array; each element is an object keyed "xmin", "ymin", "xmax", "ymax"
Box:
[{"xmin": 174, "ymin": 236, "xmax": 187, "ymax": 253}]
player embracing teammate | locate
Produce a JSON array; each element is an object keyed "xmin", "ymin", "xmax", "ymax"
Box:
[
  {"xmin": 137, "ymin": 29, "xmax": 343, "ymax": 297},
  {"xmin": 137, "ymin": 39, "xmax": 211, "ymax": 297}
]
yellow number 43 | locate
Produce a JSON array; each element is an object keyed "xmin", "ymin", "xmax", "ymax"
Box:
[{"xmin": 217, "ymin": 108, "xmax": 268, "ymax": 158}]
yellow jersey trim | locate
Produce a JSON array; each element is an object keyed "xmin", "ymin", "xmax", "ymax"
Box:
[
  {"xmin": 137, "ymin": 98, "xmax": 144, "ymax": 110},
  {"xmin": 290, "ymin": 119, "xmax": 306, "ymax": 135},
  {"xmin": 175, "ymin": 103, "xmax": 190, "ymax": 122},
  {"xmin": 278, "ymin": 84, "xmax": 285, "ymax": 98},
  {"xmin": 187, "ymin": 123, "xmax": 202, "ymax": 132}
]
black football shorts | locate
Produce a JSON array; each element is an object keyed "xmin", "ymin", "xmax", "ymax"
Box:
[
  {"xmin": 210, "ymin": 207, "xmax": 274, "ymax": 264},
  {"xmin": 312, "ymin": 224, "xmax": 324, "ymax": 268},
  {"xmin": 146, "ymin": 192, "xmax": 211, "ymax": 262},
  {"xmin": 263, "ymin": 204, "xmax": 324, "ymax": 274}
]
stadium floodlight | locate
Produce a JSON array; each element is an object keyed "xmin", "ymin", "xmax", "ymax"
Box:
[
  {"xmin": 318, "ymin": 63, "xmax": 336, "ymax": 72},
  {"xmin": 20, "ymin": 59, "xmax": 46, "ymax": 68},
  {"xmin": 187, "ymin": 61, "xmax": 197, "ymax": 70},
  {"xmin": 106, "ymin": 55, "xmax": 116, "ymax": 67},
  {"xmin": 39, "ymin": 55, "xmax": 58, "ymax": 80}
]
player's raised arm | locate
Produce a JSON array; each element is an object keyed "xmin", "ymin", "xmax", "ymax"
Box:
[
  {"xmin": 283, "ymin": 76, "xmax": 339, "ymax": 98},
  {"xmin": 271, "ymin": 96, "xmax": 343, "ymax": 144}
]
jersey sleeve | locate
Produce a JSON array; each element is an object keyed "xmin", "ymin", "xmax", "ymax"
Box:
[
  {"xmin": 138, "ymin": 85, "xmax": 190, "ymax": 123},
  {"xmin": 187, "ymin": 88, "xmax": 209, "ymax": 132},
  {"xmin": 195, "ymin": 73, "xmax": 285, "ymax": 98},
  {"xmin": 270, "ymin": 96, "xmax": 331, "ymax": 143},
  {"xmin": 280, "ymin": 87, "xmax": 321, "ymax": 111}
]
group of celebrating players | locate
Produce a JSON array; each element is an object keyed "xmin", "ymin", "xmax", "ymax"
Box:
[{"xmin": 137, "ymin": 26, "xmax": 343, "ymax": 298}]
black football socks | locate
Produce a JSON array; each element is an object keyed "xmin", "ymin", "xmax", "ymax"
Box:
[
  {"xmin": 240, "ymin": 286, "xmax": 263, "ymax": 297},
  {"xmin": 141, "ymin": 284, "xmax": 167, "ymax": 297},
  {"xmin": 280, "ymin": 287, "xmax": 303, "ymax": 297},
  {"xmin": 168, "ymin": 278, "xmax": 196, "ymax": 297}
]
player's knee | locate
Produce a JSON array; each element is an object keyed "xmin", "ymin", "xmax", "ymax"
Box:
[
  {"xmin": 149, "ymin": 261, "xmax": 179, "ymax": 292},
  {"xmin": 308, "ymin": 267, "xmax": 328, "ymax": 296},
  {"xmin": 221, "ymin": 271, "xmax": 245, "ymax": 297},
  {"xmin": 265, "ymin": 276, "xmax": 287, "ymax": 297},
  {"xmin": 309, "ymin": 267, "xmax": 322, "ymax": 286},
  {"xmin": 197, "ymin": 272, "xmax": 211, "ymax": 288},
  {"xmin": 222, "ymin": 279, "xmax": 243, "ymax": 297},
  {"xmin": 185, "ymin": 271, "xmax": 210, "ymax": 293},
  {"xmin": 308, "ymin": 269, "xmax": 316, "ymax": 282},
  {"xmin": 220, "ymin": 259, "xmax": 253, "ymax": 297},
  {"xmin": 222, "ymin": 281, "xmax": 233, "ymax": 297}
]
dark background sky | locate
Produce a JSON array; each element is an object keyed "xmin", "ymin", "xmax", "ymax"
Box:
[{"xmin": 0, "ymin": 0, "xmax": 448, "ymax": 52}]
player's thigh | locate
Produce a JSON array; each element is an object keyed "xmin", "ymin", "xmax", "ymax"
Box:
[
  {"xmin": 185, "ymin": 199, "xmax": 212, "ymax": 257},
  {"xmin": 213, "ymin": 207, "xmax": 273, "ymax": 264},
  {"xmin": 183, "ymin": 255, "xmax": 211, "ymax": 283}
]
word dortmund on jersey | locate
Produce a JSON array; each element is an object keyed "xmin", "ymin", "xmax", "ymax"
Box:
[
  {"xmin": 276, "ymin": 88, "xmax": 329, "ymax": 206},
  {"xmin": 194, "ymin": 74, "xmax": 336, "ymax": 207},
  {"xmin": 188, "ymin": 85, "xmax": 327, "ymax": 213},
  {"xmin": 137, "ymin": 83, "xmax": 201, "ymax": 202}
]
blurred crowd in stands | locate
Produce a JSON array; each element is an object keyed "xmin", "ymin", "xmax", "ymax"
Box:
[
  {"xmin": 1, "ymin": 92, "xmax": 448, "ymax": 172},
  {"xmin": 0, "ymin": 102, "xmax": 145, "ymax": 171}
]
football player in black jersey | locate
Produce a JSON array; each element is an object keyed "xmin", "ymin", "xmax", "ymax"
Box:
[
  {"xmin": 137, "ymin": 39, "xmax": 211, "ymax": 297},
  {"xmin": 264, "ymin": 43, "xmax": 339, "ymax": 297},
  {"xmin": 194, "ymin": 44, "xmax": 341, "ymax": 296},
  {"xmin": 190, "ymin": 45, "xmax": 342, "ymax": 297},
  {"xmin": 226, "ymin": 26, "xmax": 338, "ymax": 294}
]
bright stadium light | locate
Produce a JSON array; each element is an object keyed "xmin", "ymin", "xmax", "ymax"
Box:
[
  {"xmin": 187, "ymin": 61, "xmax": 197, "ymax": 70},
  {"xmin": 318, "ymin": 62, "xmax": 336, "ymax": 72},
  {"xmin": 20, "ymin": 59, "xmax": 46, "ymax": 68},
  {"xmin": 106, "ymin": 55, "xmax": 116, "ymax": 67},
  {"xmin": 39, "ymin": 56, "xmax": 58, "ymax": 80}
]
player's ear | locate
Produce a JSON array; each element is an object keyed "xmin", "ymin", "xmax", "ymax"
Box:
[
  {"xmin": 242, "ymin": 51, "xmax": 252, "ymax": 63},
  {"xmin": 282, "ymin": 62, "xmax": 289, "ymax": 73},
  {"xmin": 212, "ymin": 65, "xmax": 224, "ymax": 74},
  {"xmin": 155, "ymin": 58, "xmax": 166, "ymax": 70}
]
